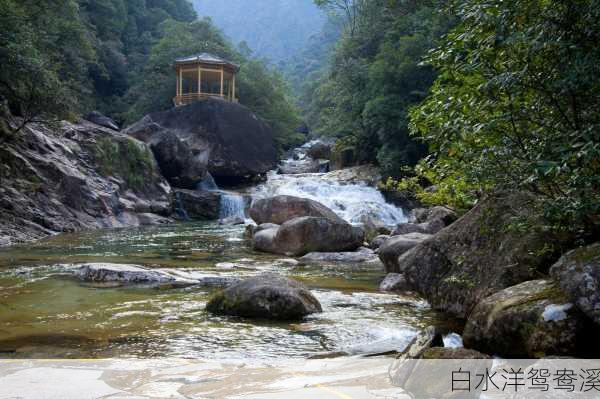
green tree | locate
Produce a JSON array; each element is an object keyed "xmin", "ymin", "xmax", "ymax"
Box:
[
  {"xmin": 0, "ymin": 0, "xmax": 95, "ymax": 131},
  {"xmin": 411, "ymin": 0, "xmax": 600, "ymax": 236},
  {"xmin": 123, "ymin": 18, "xmax": 302, "ymax": 151},
  {"xmin": 308, "ymin": 0, "xmax": 450, "ymax": 176}
]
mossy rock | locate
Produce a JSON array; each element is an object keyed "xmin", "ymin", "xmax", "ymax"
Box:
[
  {"xmin": 463, "ymin": 279, "xmax": 600, "ymax": 358},
  {"xmin": 550, "ymin": 243, "xmax": 600, "ymax": 325}
]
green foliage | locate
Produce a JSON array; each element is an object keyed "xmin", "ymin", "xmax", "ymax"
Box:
[
  {"xmin": 123, "ymin": 18, "xmax": 303, "ymax": 151},
  {"xmin": 307, "ymin": 0, "xmax": 451, "ymax": 177},
  {"xmin": 0, "ymin": 0, "xmax": 95, "ymax": 128},
  {"xmin": 411, "ymin": 0, "xmax": 600, "ymax": 236},
  {"xmin": 94, "ymin": 137, "xmax": 153, "ymax": 189}
]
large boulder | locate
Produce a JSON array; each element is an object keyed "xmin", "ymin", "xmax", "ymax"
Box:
[
  {"xmin": 249, "ymin": 195, "xmax": 344, "ymax": 225},
  {"xmin": 149, "ymin": 133, "xmax": 207, "ymax": 189},
  {"xmin": 252, "ymin": 216, "xmax": 364, "ymax": 256},
  {"xmin": 463, "ymin": 279, "xmax": 598, "ymax": 358},
  {"xmin": 378, "ymin": 233, "xmax": 432, "ymax": 273},
  {"xmin": 174, "ymin": 189, "xmax": 220, "ymax": 220},
  {"xmin": 391, "ymin": 220, "xmax": 444, "ymax": 236},
  {"xmin": 273, "ymin": 217, "xmax": 364, "ymax": 256},
  {"xmin": 305, "ymin": 140, "xmax": 332, "ymax": 160},
  {"xmin": 0, "ymin": 118, "xmax": 172, "ymax": 247},
  {"xmin": 550, "ymin": 243, "xmax": 600, "ymax": 325},
  {"xmin": 206, "ymin": 276, "xmax": 322, "ymax": 320},
  {"xmin": 252, "ymin": 227, "xmax": 280, "ymax": 253},
  {"xmin": 399, "ymin": 191, "xmax": 566, "ymax": 318},
  {"xmin": 125, "ymin": 99, "xmax": 278, "ymax": 187}
]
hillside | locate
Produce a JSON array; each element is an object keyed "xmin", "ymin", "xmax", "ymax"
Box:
[{"xmin": 192, "ymin": 0, "xmax": 326, "ymax": 63}]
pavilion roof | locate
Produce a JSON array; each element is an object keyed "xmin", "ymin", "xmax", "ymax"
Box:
[{"xmin": 174, "ymin": 52, "xmax": 239, "ymax": 71}]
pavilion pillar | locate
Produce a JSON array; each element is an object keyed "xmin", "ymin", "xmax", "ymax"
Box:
[
  {"xmin": 178, "ymin": 67, "xmax": 183, "ymax": 98},
  {"xmin": 220, "ymin": 67, "xmax": 224, "ymax": 97},
  {"xmin": 197, "ymin": 66, "xmax": 202, "ymax": 95},
  {"xmin": 176, "ymin": 68, "xmax": 180, "ymax": 101},
  {"xmin": 232, "ymin": 74, "xmax": 236, "ymax": 101}
]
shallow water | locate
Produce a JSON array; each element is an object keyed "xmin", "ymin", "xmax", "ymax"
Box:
[{"xmin": 0, "ymin": 222, "xmax": 449, "ymax": 360}]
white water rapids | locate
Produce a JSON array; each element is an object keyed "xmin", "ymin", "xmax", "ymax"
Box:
[{"xmin": 251, "ymin": 170, "xmax": 407, "ymax": 226}]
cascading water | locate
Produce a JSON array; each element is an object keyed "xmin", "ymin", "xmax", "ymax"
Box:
[
  {"xmin": 219, "ymin": 193, "xmax": 246, "ymax": 219},
  {"xmin": 252, "ymin": 172, "xmax": 406, "ymax": 225},
  {"xmin": 195, "ymin": 172, "xmax": 247, "ymax": 220}
]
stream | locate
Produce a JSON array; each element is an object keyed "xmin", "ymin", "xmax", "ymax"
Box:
[{"xmin": 0, "ymin": 150, "xmax": 450, "ymax": 360}]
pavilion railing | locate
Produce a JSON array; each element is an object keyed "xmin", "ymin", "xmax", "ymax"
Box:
[{"xmin": 173, "ymin": 92, "xmax": 238, "ymax": 106}]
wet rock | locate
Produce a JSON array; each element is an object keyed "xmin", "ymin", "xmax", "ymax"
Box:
[
  {"xmin": 549, "ymin": 243, "xmax": 600, "ymax": 325},
  {"xmin": 322, "ymin": 165, "xmax": 381, "ymax": 186},
  {"xmin": 252, "ymin": 227, "xmax": 280, "ymax": 253},
  {"xmin": 219, "ymin": 216, "xmax": 245, "ymax": 225},
  {"xmin": 206, "ymin": 275, "xmax": 322, "ymax": 320},
  {"xmin": 398, "ymin": 326, "xmax": 444, "ymax": 359},
  {"xmin": 174, "ymin": 189, "xmax": 220, "ymax": 220},
  {"xmin": 391, "ymin": 220, "xmax": 445, "ymax": 236},
  {"xmin": 426, "ymin": 206, "xmax": 458, "ymax": 226},
  {"xmin": 381, "ymin": 190, "xmax": 423, "ymax": 212},
  {"xmin": 409, "ymin": 208, "xmax": 430, "ymax": 223},
  {"xmin": 369, "ymin": 235, "xmax": 390, "ymax": 250},
  {"xmin": 256, "ymin": 223, "xmax": 280, "ymax": 232},
  {"xmin": 379, "ymin": 273, "xmax": 411, "ymax": 292},
  {"xmin": 378, "ymin": 233, "xmax": 432, "ymax": 273},
  {"xmin": 267, "ymin": 216, "xmax": 365, "ymax": 257},
  {"xmin": 399, "ymin": 191, "xmax": 568, "ymax": 318},
  {"xmin": 463, "ymin": 279, "xmax": 598, "ymax": 358},
  {"xmin": 84, "ymin": 111, "xmax": 119, "ymax": 131},
  {"xmin": 0, "ymin": 118, "xmax": 172, "ymax": 246},
  {"xmin": 149, "ymin": 133, "xmax": 208, "ymax": 189},
  {"xmin": 421, "ymin": 347, "xmax": 491, "ymax": 359},
  {"xmin": 360, "ymin": 214, "xmax": 392, "ymax": 240},
  {"xmin": 305, "ymin": 140, "xmax": 332, "ymax": 160},
  {"xmin": 75, "ymin": 263, "xmax": 194, "ymax": 287},
  {"xmin": 299, "ymin": 247, "xmax": 378, "ymax": 264},
  {"xmin": 278, "ymin": 158, "xmax": 322, "ymax": 174},
  {"xmin": 249, "ymin": 195, "xmax": 344, "ymax": 225}
]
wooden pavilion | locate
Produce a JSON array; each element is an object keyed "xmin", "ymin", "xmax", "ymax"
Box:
[{"xmin": 173, "ymin": 53, "xmax": 239, "ymax": 106}]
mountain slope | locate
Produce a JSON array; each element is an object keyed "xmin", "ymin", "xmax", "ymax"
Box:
[{"xmin": 192, "ymin": 0, "xmax": 325, "ymax": 63}]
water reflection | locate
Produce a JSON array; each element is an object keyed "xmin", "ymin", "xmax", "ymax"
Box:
[{"xmin": 0, "ymin": 222, "xmax": 443, "ymax": 359}]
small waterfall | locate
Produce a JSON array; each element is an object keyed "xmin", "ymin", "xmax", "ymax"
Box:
[
  {"xmin": 174, "ymin": 191, "xmax": 190, "ymax": 221},
  {"xmin": 219, "ymin": 193, "xmax": 246, "ymax": 219}
]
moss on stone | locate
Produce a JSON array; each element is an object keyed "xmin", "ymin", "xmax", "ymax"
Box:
[{"xmin": 94, "ymin": 137, "xmax": 153, "ymax": 189}]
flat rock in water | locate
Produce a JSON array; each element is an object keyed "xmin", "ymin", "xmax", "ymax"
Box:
[
  {"xmin": 379, "ymin": 273, "xmax": 411, "ymax": 292},
  {"xmin": 299, "ymin": 248, "xmax": 379, "ymax": 264},
  {"xmin": 74, "ymin": 263, "xmax": 233, "ymax": 288},
  {"xmin": 75, "ymin": 263, "xmax": 187, "ymax": 286},
  {"xmin": 206, "ymin": 275, "xmax": 322, "ymax": 320}
]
